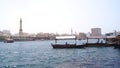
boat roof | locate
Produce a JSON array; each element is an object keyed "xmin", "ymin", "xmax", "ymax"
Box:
[
  {"xmin": 106, "ymin": 36, "xmax": 116, "ymax": 38},
  {"xmin": 56, "ymin": 36, "xmax": 76, "ymax": 40},
  {"xmin": 87, "ymin": 36, "xmax": 106, "ymax": 39},
  {"xmin": 87, "ymin": 36, "xmax": 116, "ymax": 39}
]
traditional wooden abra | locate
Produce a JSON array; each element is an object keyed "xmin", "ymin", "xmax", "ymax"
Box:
[
  {"xmin": 51, "ymin": 36, "xmax": 84, "ymax": 48},
  {"xmin": 114, "ymin": 35, "xmax": 120, "ymax": 48},
  {"xmin": 51, "ymin": 35, "xmax": 118, "ymax": 48}
]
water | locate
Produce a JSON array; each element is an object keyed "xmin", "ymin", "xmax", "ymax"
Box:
[{"xmin": 0, "ymin": 40, "xmax": 120, "ymax": 68}]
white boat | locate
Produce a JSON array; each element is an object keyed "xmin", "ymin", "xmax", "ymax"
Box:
[{"xmin": 4, "ymin": 38, "xmax": 14, "ymax": 43}]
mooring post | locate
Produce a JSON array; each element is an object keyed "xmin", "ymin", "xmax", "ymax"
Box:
[{"xmin": 97, "ymin": 38, "xmax": 99, "ymax": 44}]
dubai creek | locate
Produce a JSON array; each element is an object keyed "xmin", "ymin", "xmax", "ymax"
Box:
[{"xmin": 0, "ymin": 40, "xmax": 120, "ymax": 68}]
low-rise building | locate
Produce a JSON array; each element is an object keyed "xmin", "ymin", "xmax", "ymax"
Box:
[
  {"xmin": 0, "ymin": 31, "xmax": 3, "ymax": 36},
  {"xmin": 2, "ymin": 30, "xmax": 11, "ymax": 36},
  {"xmin": 79, "ymin": 32, "xmax": 87, "ymax": 40},
  {"xmin": 36, "ymin": 32, "xmax": 56, "ymax": 40}
]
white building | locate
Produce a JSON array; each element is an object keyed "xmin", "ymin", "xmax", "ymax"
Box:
[{"xmin": 91, "ymin": 28, "xmax": 101, "ymax": 36}]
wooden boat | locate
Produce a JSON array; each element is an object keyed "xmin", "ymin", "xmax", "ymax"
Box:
[
  {"xmin": 113, "ymin": 35, "xmax": 120, "ymax": 48},
  {"xmin": 51, "ymin": 36, "xmax": 84, "ymax": 48},
  {"xmin": 51, "ymin": 43, "xmax": 84, "ymax": 48},
  {"xmin": 85, "ymin": 43, "xmax": 113, "ymax": 47},
  {"xmin": 85, "ymin": 36, "xmax": 116, "ymax": 47},
  {"xmin": 114, "ymin": 44, "xmax": 120, "ymax": 48},
  {"xmin": 51, "ymin": 35, "xmax": 118, "ymax": 48},
  {"xmin": 4, "ymin": 38, "xmax": 14, "ymax": 43}
]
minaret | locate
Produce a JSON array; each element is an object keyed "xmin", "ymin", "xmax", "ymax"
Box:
[{"xmin": 19, "ymin": 18, "xmax": 23, "ymax": 36}]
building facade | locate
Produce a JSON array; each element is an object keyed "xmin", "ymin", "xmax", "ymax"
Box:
[
  {"xmin": 79, "ymin": 32, "xmax": 87, "ymax": 40},
  {"xmin": 2, "ymin": 30, "xmax": 11, "ymax": 36},
  {"xmin": 91, "ymin": 28, "xmax": 101, "ymax": 36}
]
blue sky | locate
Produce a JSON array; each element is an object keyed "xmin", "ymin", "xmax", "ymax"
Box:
[{"xmin": 0, "ymin": 0, "xmax": 120, "ymax": 34}]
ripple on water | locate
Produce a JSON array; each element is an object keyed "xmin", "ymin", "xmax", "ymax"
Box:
[{"xmin": 0, "ymin": 41, "xmax": 120, "ymax": 68}]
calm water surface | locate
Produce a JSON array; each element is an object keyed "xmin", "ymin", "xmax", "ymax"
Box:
[{"xmin": 0, "ymin": 40, "xmax": 120, "ymax": 68}]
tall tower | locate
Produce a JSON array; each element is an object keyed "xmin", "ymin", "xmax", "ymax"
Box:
[{"xmin": 19, "ymin": 18, "xmax": 23, "ymax": 36}]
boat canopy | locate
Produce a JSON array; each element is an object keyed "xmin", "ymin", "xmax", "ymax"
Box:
[
  {"xmin": 106, "ymin": 36, "xmax": 116, "ymax": 38},
  {"xmin": 56, "ymin": 36, "xmax": 76, "ymax": 40},
  {"xmin": 88, "ymin": 36, "xmax": 106, "ymax": 39}
]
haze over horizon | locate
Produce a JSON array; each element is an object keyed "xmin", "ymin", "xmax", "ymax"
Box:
[{"xmin": 0, "ymin": 0, "xmax": 120, "ymax": 34}]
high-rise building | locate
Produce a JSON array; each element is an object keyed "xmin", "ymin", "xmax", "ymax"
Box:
[
  {"xmin": 19, "ymin": 18, "xmax": 23, "ymax": 36},
  {"xmin": 91, "ymin": 28, "xmax": 101, "ymax": 36}
]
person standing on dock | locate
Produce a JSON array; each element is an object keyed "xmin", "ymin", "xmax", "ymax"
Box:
[
  {"xmin": 66, "ymin": 42, "xmax": 67, "ymax": 45},
  {"xmin": 101, "ymin": 40, "xmax": 103, "ymax": 44},
  {"xmin": 97, "ymin": 39, "xmax": 99, "ymax": 44}
]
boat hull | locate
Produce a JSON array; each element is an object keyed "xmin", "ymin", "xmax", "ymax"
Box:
[
  {"xmin": 4, "ymin": 40, "xmax": 14, "ymax": 43},
  {"xmin": 85, "ymin": 43, "xmax": 114, "ymax": 47},
  {"xmin": 114, "ymin": 44, "xmax": 120, "ymax": 48},
  {"xmin": 51, "ymin": 43, "xmax": 116, "ymax": 48},
  {"xmin": 51, "ymin": 44, "xmax": 84, "ymax": 48}
]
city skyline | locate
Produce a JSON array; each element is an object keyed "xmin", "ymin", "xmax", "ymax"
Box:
[{"xmin": 0, "ymin": 0, "xmax": 120, "ymax": 34}]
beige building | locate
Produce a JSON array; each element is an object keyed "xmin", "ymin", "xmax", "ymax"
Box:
[
  {"xmin": 36, "ymin": 32, "xmax": 56, "ymax": 40},
  {"xmin": 0, "ymin": 31, "xmax": 3, "ymax": 36},
  {"xmin": 2, "ymin": 30, "xmax": 11, "ymax": 36},
  {"xmin": 91, "ymin": 28, "xmax": 101, "ymax": 36},
  {"xmin": 79, "ymin": 32, "xmax": 87, "ymax": 40}
]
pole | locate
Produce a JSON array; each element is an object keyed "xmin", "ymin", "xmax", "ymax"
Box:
[
  {"xmin": 75, "ymin": 37, "xmax": 77, "ymax": 45},
  {"xmin": 87, "ymin": 37, "xmax": 88, "ymax": 44}
]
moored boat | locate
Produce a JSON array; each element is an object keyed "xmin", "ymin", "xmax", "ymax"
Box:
[
  {"xmin": 114, "ymin": 35, "xmax": 120, "ymax": 48},
  {"xmin": 51, "ymin": 36, "xmax": 84, "ymax": 48},
  {"xmin": 51, "ymin": 43, "xmax": 84, "ymax": 48},
  {"xmin": 4, "ymin": 38, "xmax": 14, "ymax": 43},
  {"xmin": 114, "ymin": 44, "xmax": 120, "ymax": 48}
]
